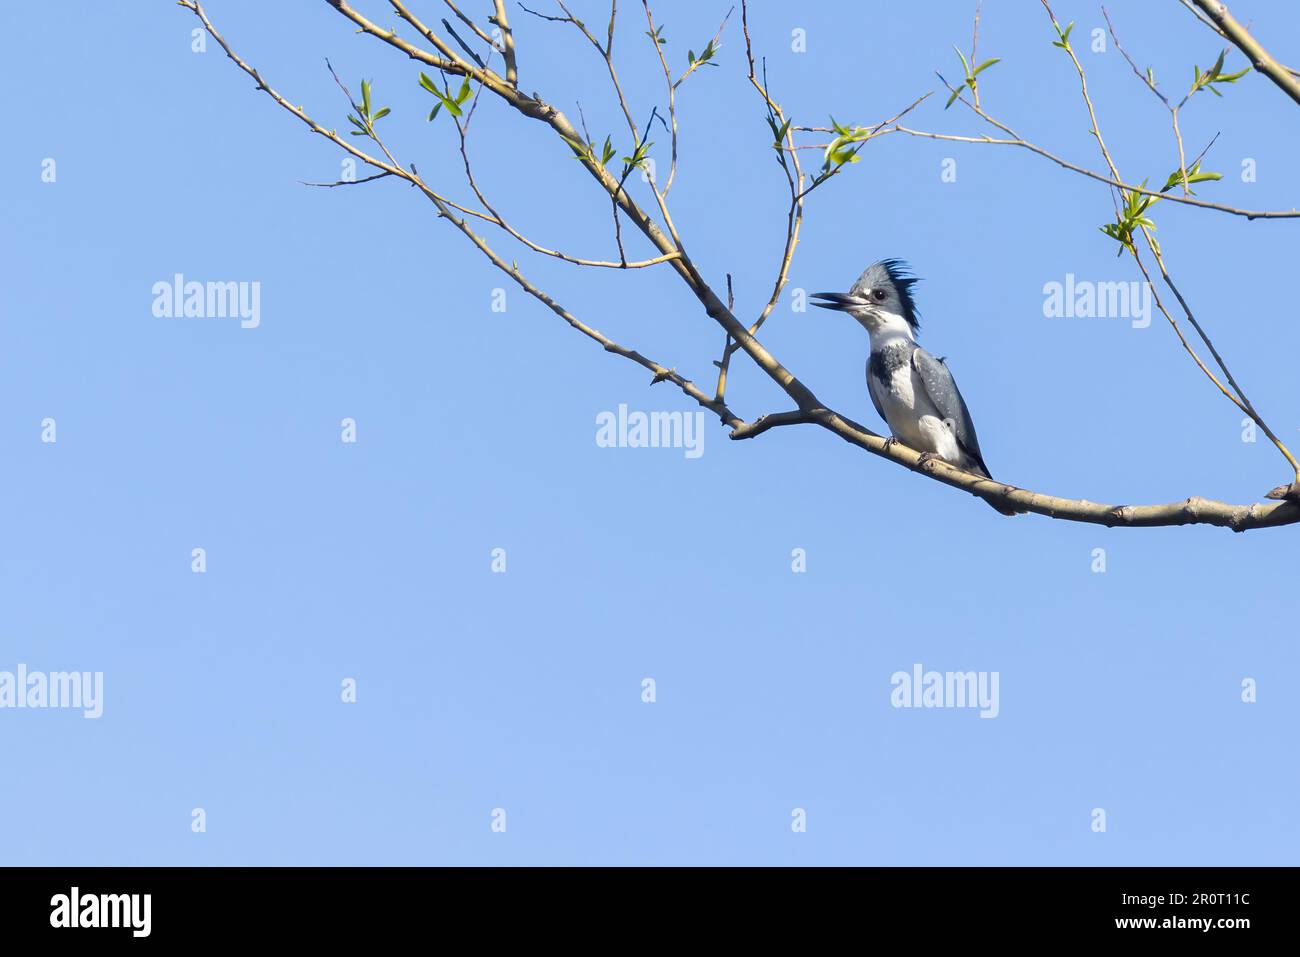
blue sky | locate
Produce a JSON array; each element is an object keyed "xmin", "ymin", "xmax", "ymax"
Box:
[{"xmin": 1, "ymin": 0, "xmax": 1297, "ymax": 865}]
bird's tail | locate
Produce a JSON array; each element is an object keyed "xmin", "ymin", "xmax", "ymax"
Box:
[
  {"xmin": 967, "ymin": 460, "xmax": 1023, "ymax": 517},
  {"xmin": 983, "ymin": 495, "xmax": 1022, "ymax": 517}
]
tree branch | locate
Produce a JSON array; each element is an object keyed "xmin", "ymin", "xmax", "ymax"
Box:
[
  {"xmin": 491, "ymin": 1, "xmax": 518, "ymax": 85},
  {"xmin": 1190, "ymin": 0, "xmax": 1300, "ymax": 107},
  {"xmin": 889, "ymin": 108, "xmax": 1296, "ymax": 219},
  {"xmin": 177, "ymin": 0, "xmax": 1300, "ymax": 530},
  {"xmin": 179, "ymin": 0, "xmax": 733, "ymax": 431},
  {"xmin": 1038, "ymin": 0, "xmax": 1298, "ymax": 482}
]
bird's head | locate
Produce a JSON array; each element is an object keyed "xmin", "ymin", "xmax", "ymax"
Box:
[{"xmin": 812, "ymin": 258, "xmax": 921, "ymax": 338}]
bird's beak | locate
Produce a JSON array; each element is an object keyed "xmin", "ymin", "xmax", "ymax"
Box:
[{"xmin": 810, "ymin": 291, "xmax": 865, "ymax": 312}]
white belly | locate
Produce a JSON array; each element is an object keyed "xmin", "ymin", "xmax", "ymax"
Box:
[{"xmin": 873, "ymin": 365, "xmax": 963, "ymax": 462}]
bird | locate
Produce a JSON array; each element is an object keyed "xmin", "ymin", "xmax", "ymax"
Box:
[{"xmin": 812, "ymin": 259, "xmax": 1017, "ymax": 516}]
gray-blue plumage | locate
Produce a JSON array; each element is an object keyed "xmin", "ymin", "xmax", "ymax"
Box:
[
  {"xmin": 909, "ymin": 346, "xmax": 991, "ymax": 478},
  {"xmin": 865, "ymin": 340, "xmax": 909, "ymax": 425}
]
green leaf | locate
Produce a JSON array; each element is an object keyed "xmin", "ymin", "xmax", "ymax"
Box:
[
  {"xmin": 953, "ymin": 45, "xmax": 970, "ymax": 78},
  {"xmin": 1160, "ymin": 161, "xmax": 1221, "ymax": 193},
  {"xmin": 945, "ymin": 83, "xmax": 966, "ymax": 108},
  {"xmin": 1099, "ymin": 221, "xmax": 1134, "ymax": 256},
  {"xmin": 560, "ymin": 134, "xmax": 587, "ymax": 158},
  {"xmin": 823, "ymin": 140, "xmax": 860, "ymax": 170},
  {"xmin": 456, "ymin": 76, "xmax": 472, "ymax": 104},
  {"xmin": 361, "ymin": 78, "xmax": 372, "ymax": 116},
  {"xmin": 828, "ymin": 148, "xmax": 860, "ymax": 167},
  {"xmin": 766, "ymin": 115, "xmax": 793, "ymax": 145},
  {"xmin": 621, "ymin": 137, "xmax": 654, "ymax": 170},
  {"xmin": 371, "ymin": 107, "xmax": 390, "ymax": 121},
  {"xmin": 419, "ymin": 72, "xmax": 439, "ymax": 95},
  {"xmin": 428, "ymin": 102, "xmax": 442, "ymax": 122},
  {"xmin": 972, "ymin": 57, "xmax": 1001, "ymax": 76}
]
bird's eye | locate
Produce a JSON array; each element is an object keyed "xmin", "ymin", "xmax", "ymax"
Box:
[{"xmin": 871, "ymin": 289, "xmax": 887, "ymax": 302}]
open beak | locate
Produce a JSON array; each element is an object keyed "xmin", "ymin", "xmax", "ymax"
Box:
[{"xmin": 810, "ymin": 291, "xmax": 865, "ymax": 312}]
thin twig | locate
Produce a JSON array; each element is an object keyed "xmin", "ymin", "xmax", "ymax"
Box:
[
  {"xmin": 888, "ymin": 124, "xmax": 1298, "ymax": 220},
  {"xmin": 491, "ymin": 1, "xmax": 518, "ymax": 85},
  {"xmin": 301, "ymin": 170, "xmax": 394, "ymax": 187}
]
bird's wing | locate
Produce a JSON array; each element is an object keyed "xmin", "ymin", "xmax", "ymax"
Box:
[
  {"xmin": 865, "ymin": 358, "xmax": 889, "ymax": 426},
  {"xmin": 911, "ymin": 346, "xmax": 990, "ymax": 473}
]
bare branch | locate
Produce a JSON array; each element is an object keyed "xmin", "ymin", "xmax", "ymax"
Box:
[
  {"xmin": 325, "ymin": 1, "xmax": 459, "ymax": 72},
  {"xmin": 641, "ymin": 2, "xmax": 679, "ymax": 192},
  {"xmin": 491, "ymin": 1, "xmax": 518, "ymax": 85},
  {"xmin": 440, "ymin": 0, "xmax": 496, "ymax": 49},
  {"xmin": 889, "ymin": 120, "xmax": 1297, "ymax": 220},
  {"xmin": 182, "ymin": 0, "xmax": 736, "ymax": 434},
  {"xmin": 728, "ymin": 408, "xmax": 822, "ymax": 440},
  {"xmin": 740, "ymin": 2, "xmax": 806, "ymax": 346},
  {"xmin": 713, "ymin": 274, "xmax": 735, "ymax": 403},
  {"xmin": 440, "ymin": 18, "xmax": 487, "ymax": 68},
  {"xmin": 424, "ymin": 176, "xmax": 741, "ymax": 427},
  {"xmin": 453, "ymin": 100, "xmax": 679, "ymax": 268},
  {"xmin": 806, "ymin": 409, "xmax": 1300, "ymax": 530},
  {"xmin": 301, "ymin": 170, "xmax": 394, "ymax": 188}
]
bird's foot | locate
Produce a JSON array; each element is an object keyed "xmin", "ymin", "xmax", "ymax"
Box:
[
  {"xmin": 883, "ymin": 435, "xmax": 901, "ymax": 456},
  {"xmin": 914, "ymin": 451, "xmax": 941, "ymax": 472}
]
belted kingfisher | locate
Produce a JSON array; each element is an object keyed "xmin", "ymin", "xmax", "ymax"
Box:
[{"xmin": 812, "ymin": 259, "xmax": 1015, "ymax": 515}]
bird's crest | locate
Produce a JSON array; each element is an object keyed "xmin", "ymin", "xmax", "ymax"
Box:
[{"xmin": 855, "ymin": 258, "xmax": 922, "ymax": 332}]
